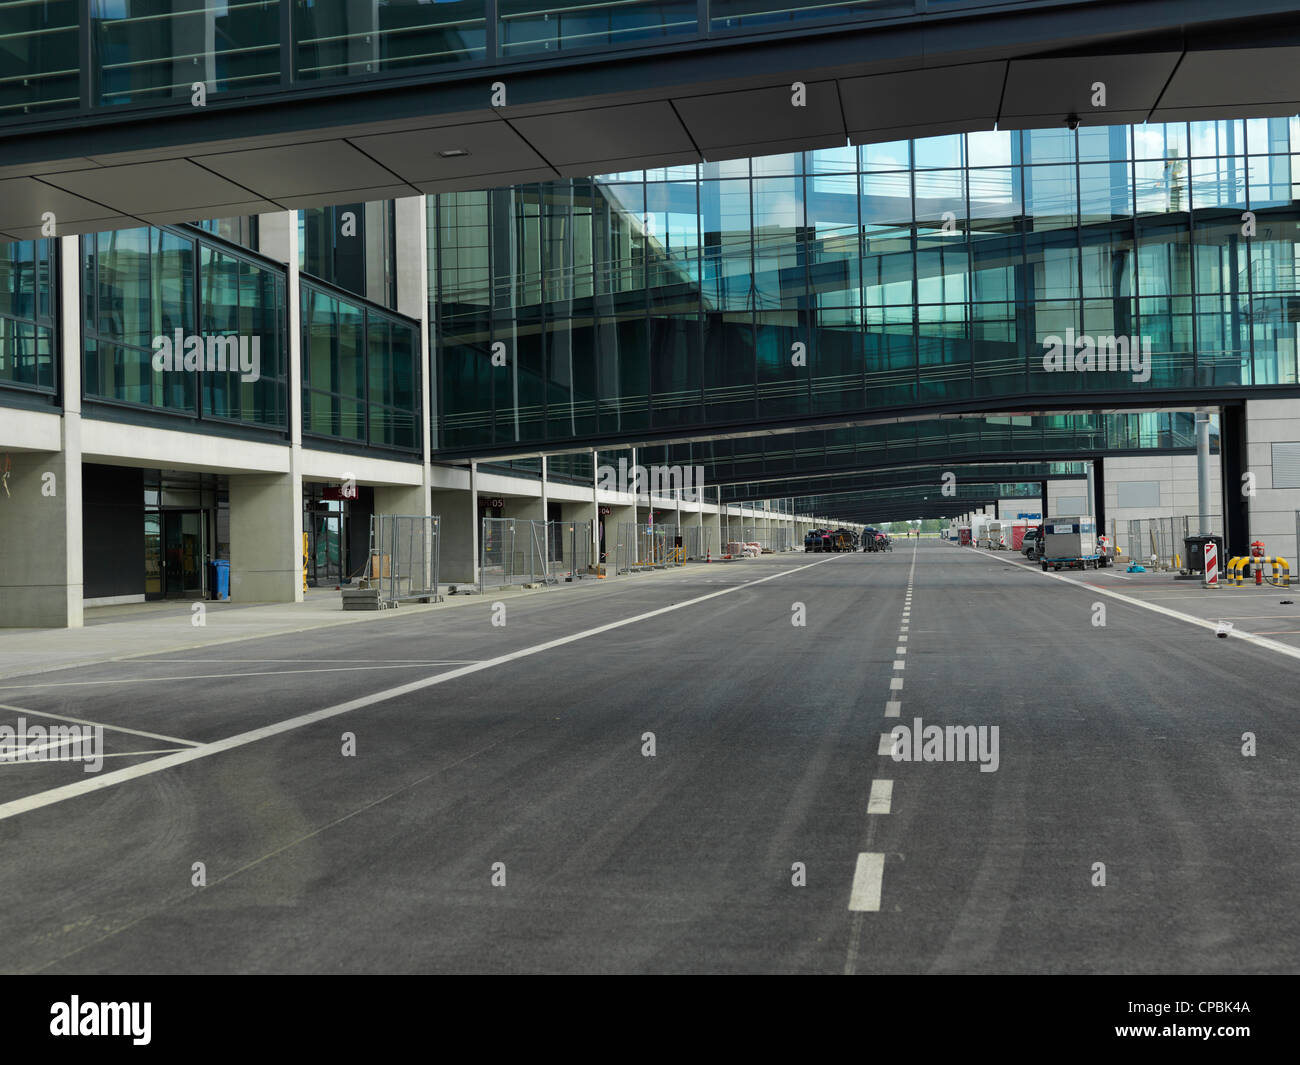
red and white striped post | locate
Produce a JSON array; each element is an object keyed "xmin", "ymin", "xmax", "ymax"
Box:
[{"xmin": 1204, "ymin": 541, "xmax": 1219, "ymax": 589}]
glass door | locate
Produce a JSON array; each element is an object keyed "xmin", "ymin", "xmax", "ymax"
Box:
[{"xmin": 162, "ymin": 510, "xmax": 206, "ymax": 597}]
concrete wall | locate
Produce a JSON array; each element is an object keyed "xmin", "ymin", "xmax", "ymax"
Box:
[
  {"xmin": 1243, "ymin": 398, "xmax": 1300, "ymax": 565},
  {"xmin": 1103, "ymin": 454, "xmax": 1223, "ymax": 530}
]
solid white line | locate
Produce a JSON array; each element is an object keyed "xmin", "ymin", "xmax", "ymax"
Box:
[
  {"xmin": 867, "ymin": 779, "xmax": 893, "ymax": 815},
  {"xmin": 890, "ymin": 677, "xmax": 903, "ymax": 690},
  {"xmin": 0, "ymin": 555, "xmax": 844, "ymax": 823},
  {"xmin": 848, "ymin": 852, "xmax": 886, "ymax": 911},
  {"xmin": 0, "ymin": 662, "xmax": 462, "ymax": 691},
  {"xmin": 977, "ymin": 551, "xmax": 1300, "ymax": 664},
  {"xmin": 0, "ymin": 703, "xmax": 201, "ymax": 748},
  {"xmin": 885, "ymin": 701, "xmax": 901, "ymax": 717}
]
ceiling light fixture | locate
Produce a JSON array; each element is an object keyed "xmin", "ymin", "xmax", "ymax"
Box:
[{"xmin": 438, "ymin": 148, "xmax": 470, "ymax": 158}]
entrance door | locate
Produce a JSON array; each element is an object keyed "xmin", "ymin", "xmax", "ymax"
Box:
[
  {"xmin": 307, "ymin": 510, "xmax": 343, "ymax": 586},
  {"xmin": 162, "ymin": 510, "xmax": 205, "ymax": 597}
]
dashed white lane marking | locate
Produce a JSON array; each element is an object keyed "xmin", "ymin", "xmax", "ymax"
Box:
[
  {"xmin": 890, "ymin": 677, "xmax": 903, "ymax": 690},
  {"xmin": 849, "ymin": 852, "xmax": 886, "ymax": 911},
  {"xmin": 895, "ymin": 646, "xmax": 906, "ymax": 655},
  {"xmin": 0, "ymin": 703, "xmax": 201, "ymax": 748},
  {"xmin": 885, "ymin": 701, "xmax": 901, "ymax": 717},
  {"xmin": 867, "ymin": 779, "xmax": 894, "ymax": 815},
  {"xmin": 893, "ymin": 660, "xmax": 905, "ymax": 670},
  {"xmin": 899, "ymin": 636, "xmax": 908, "ymax": 642},
  {"xmin": 0, "ymin": 555, "xmax": 846, "ymax": 823},
  {"xmin": 878, "ymin": 732, "xmax": 896, "ymax": 756}
]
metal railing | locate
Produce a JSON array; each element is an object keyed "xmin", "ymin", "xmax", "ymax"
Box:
[{"xmin": 367, "ymin": 514, "xmax": 441, "ymax": 605}]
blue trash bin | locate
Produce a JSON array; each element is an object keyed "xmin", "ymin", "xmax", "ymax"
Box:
[{"xmin": 209, "ymin": 559, "xmax": 230, "ymax": 601}]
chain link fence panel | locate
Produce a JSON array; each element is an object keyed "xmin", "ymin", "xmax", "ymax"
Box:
[{"xmin": 367, "ymin": 514, "xmax": 440, "ymax": 606}]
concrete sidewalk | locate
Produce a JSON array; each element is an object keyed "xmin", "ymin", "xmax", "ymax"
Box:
[{"xmin": 0, "ymin": 558, "xmax": 755, "ymax": 682}]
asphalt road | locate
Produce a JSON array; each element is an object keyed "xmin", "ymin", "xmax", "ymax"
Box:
[{"xmin": 0, "ymin": 540, "xmax": 1296, "ymax": 974}]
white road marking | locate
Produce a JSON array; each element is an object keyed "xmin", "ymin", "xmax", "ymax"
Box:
[
  {"xmin": 0, "ymin": 555, "xmax": 845, "ymax": 823},
  {"xmin": 885, "ymin": 701, "xmax": 901, "ymax": 717},
  {"xmin": 893, "ymin": 660, "xmax": 905, "ymax": 670},
  {"xmin": 895, "ymin": 647, "xmax": 906, "ymax": 655},
  {"xmin": 899, "ymin": 636, "xmax": 908, "ymax": 642},
  {"xmin": 890, "ymin": 677, "xmax": 903, "ymax": 690},
  {"xmin": 977, "ymin": 550, "xmax": 1300, "ymax": 664},
  {"xmin": 878, "ymin": 732, "xmax": 896, "ymax": 756},
  {"xmin": 867, "ymin": 779, "xmax": 893, "ymax": 815},
  {"xmin": 848, "ymin": 852, "xmax": 886, "ymax": 911},
  {"xmin": 0, "ymin": 703, "xmax": 200, "ymax": 748},
  {"xmin": 0, "ymin": 662, "xmax": 465, "ymax": 691}
]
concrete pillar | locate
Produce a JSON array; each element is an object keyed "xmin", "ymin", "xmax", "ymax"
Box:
[
  {"xmin": 229, "ymin": 471, "xmax": 304, "ymax": 601},
  {"xmin": 0, "ymin": 449, "xmax": 83, "ymax": 627},
  {"xmin": 431, "ymin": 486, "xmax": 478, "ymax": 585}
]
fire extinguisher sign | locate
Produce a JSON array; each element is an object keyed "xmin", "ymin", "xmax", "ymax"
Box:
[{"xmin": 1204, "ymin": 542, "xmax": 1219, "ymax": 587}]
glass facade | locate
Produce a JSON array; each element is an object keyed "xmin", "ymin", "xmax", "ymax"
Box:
[
  {"xmin": 294, "ymin": 0, "xmax": 487, "ymax": 77},
  {"xmin": 299, "ymin": 204, "xmax": 397, "ymax": 308},
  {"xmin": 300, "ymin": 279, "xmax": 420, "ymax": 452},
  {"xmin": 0, "ymin": 239, "xmax": 57, "ymax": 394},
  {"xmin": 82, "ymin": 226, "xmax": 289, "ymax": 430},
  {"xmin": 0, "ymin": 1, "xmax": 1078, "ymax": 125},
  {"xmin": 0, "ymin": 1, "xmax": 78, "ymax": 119},
  {"xmin": 430, "ymin": 121, "xmax": 1300, "ymax": 454},
  {"xmin": 92, "ymin": 0, "xmax": 281, "ymax": 107}
]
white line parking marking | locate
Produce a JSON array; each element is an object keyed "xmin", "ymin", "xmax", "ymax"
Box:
[
  {"xmin": 848, "ymin": 853, "xmax": 886, "ymax": 911},
  {"xmin": 0, "ymin": 556, "xmax": 844, "ymax": 823},
  {"xmin": 0, "ymin": 703, "xmax": 201, "ymax": 748},
  {"xmin": 867, "ymin": 779, "xmax": 893, "ymax": 815}
]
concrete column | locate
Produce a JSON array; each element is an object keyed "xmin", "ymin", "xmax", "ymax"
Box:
[
  {"xmin": 431, "ymin": 485, "xmax": 478, "ymax": 585},
  {"xmin": 4, "ymin": 234, "xmax": 88, "ymax": 627},
  {"xmin": 229, "ymin": 471, "xmax": 304, "ymax": 601},
  {"xmin": 394, "ymin": 195, "xmax": 435, "ymax": 523}
]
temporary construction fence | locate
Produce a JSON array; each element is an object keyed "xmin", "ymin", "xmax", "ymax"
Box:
[
  {"xmin": 615, "ymin": 522, "xmax": 684, "ymax": 573},
  {"xmin": 681, "ymin": 524, "xmax": 714, "ymax": 561},
  {"xmin": 1108, "ymin": 515, "xmax": 1224, "ymax": 570},
  {"xmin": 480, "ymin": 517, "xmax": 594, "ymax": 592},
  {"xmin": 366, "ymin": 514, "xmax": 440, "ymax": 606}
]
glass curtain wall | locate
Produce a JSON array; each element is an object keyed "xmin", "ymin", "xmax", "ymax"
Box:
[
  {"xmin": 0, "ymin": 239, "xmax": 57, "ymax": 395},
  {"xmin": 300, "ymin": 280, "xmax": 419, "ymax": 452},
  {"xmin": 82, "ymin": 226, "xmax": 289, "ymax": 430},
  {"xmin": 431, "ymin": 119, "xmax": 1300, "ymax": 454}
]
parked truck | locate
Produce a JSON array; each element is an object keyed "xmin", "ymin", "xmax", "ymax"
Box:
[
  {"xmin": 1038, "ymin": 515, "xmax": 1103, "ymax": 571},
  {"xmin": 985, "ymin": 520, "xmax": 1008, "ymax": 550}
]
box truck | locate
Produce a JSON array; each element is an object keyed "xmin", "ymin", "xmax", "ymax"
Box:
[{"xmin": 1039, "ymin": 515, "xmax": 1102, "ymax": 571}]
